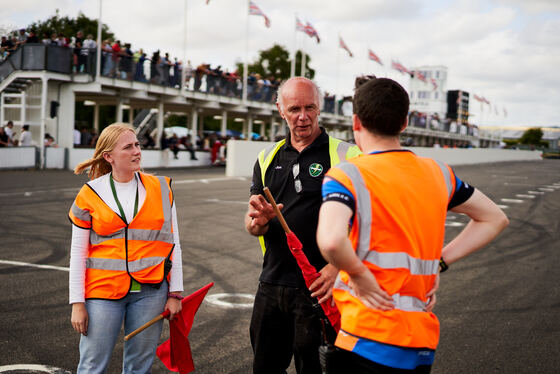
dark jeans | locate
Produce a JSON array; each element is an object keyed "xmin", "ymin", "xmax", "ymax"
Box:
[
  {"xmin": 324, "ymin": 347, "xmax": 432, "ymax": 374},
  {"xmin": 250, "ymin": 282, "xmax": 323, "ymax": 374}
]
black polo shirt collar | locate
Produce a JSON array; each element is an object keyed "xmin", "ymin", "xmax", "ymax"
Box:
[{"xmin": 283, "ymin": 127, "xmax": 329, "ymax": 154}]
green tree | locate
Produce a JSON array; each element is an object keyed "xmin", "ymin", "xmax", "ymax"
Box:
[
  {"xmin": 236, "ymin": 44, "xmax": 314, "ymax": 80},
  {"xmin": 26, "ymin": 9, "xmax": 115, "ymax": 41},
  {"xmin": 519, "ymin": 127, "xmax": 544, "ymax": 145}
]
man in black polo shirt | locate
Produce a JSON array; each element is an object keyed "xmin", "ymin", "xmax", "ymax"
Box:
[{"xmin": 244, "ymin": 77, "xmax": 360, "ymax": 374}]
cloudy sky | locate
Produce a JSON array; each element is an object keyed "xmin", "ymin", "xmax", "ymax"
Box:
[{"xmin": 3, "ymin": 0, "xmax": 559, "ymax": 127}]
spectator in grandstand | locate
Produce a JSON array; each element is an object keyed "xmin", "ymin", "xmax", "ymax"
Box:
[
  {"xmin": 101, "ymin": 39, "xmax": 113, "ymax": 76},
  {"xmin": 172, "ymin": 58, "xmax": 182, "ymax": 88},
  {"xmin": 73, "ymin": 31, "xmax": 84, "ymax": 72},
  {"xmin": 180, "ymin": 134, "xmax": 198, "ymax": 160},
  {"xmin": 0, "ymin": 126, "xmax": 9, "ymax": 147},
  {"xmin": 183, "ymin": 60, "xmax": 194, "ymax": 89},
  {"xmin": 26, "ymin": 30, "xmax": 39, "ymax": 44},
  {"xmin": 161, "ymin": 53, "xmax": 173, "ymax": 86},
  {"xmin": 57, "ymin": 33, "xmax": 69, "ymax": 47},
  {"xmin": 119, "ymin": 43, "xmax": 133, "ymax": 80},
  {"xmin": 194, "ymin": 63, "xmax": 208, "ymax": 91},
  {"xmin": 80, "ymin": 127, "xmax": 93, "ymax": 147},
  {"xmin": 16, "ymin": 29, "xmax": 27, "ymax": 46},
  {"xmin": 133, "ymin": 49, "xmax": 148, "ymax": 82},
  {"xmin": 1, "ymin": 36, "xmax": 15, "ymax": 52},
  {"xmin": 19, "ymin": 125, "xmax": 33, "ymax": 146},
  {"xmin": 80, "ymin": 34, "xmax": 96, "ymax": 73},
  {"xmin": 150, "ymin": 51, "xmax": 161, "ymax": 84},
  {"xmin": 44, "ymin": 133, "xmax": 57, "ymax": 147},
  {"xmin": 4, "ymin": 121, "xmax": 15, "ymax": 142},
  {"xmin": 41, "ymin": 32, "xmax": 51, "ymax": 45}
]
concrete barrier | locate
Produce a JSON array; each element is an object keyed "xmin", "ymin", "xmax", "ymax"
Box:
[
  {"xmin": 0, "ymin": 147, "xmax": 36, "ymax": 169},
  {"xmin": 45, "ymin": 147, "xmax": 66, "ymax": 169},
  {"xmin": 225, "ymin": 140, "xmax": 543, "ymax": 177},
  {"xmin": 68, "ymin": 148, "xmax": 212, "ymax": 170}
]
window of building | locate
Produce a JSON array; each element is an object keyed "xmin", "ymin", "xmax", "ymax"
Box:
[{"xmin": 435, "ymin": 92, "xmax": 439, "ymax": 99}]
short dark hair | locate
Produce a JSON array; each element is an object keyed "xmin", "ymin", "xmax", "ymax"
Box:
[{"xmin": 353, "ymin": 76, "xmax": 409, "ymax": 136}]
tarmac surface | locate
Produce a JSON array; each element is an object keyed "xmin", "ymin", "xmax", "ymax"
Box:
[{"xmin": 0, "ymin": 159, "xmax": 559, "ymax": 373}]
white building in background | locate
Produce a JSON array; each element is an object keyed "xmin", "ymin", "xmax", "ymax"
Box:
[{"xmin": 408, "ymin": 65, "xmax": 448, "ymax": 119}]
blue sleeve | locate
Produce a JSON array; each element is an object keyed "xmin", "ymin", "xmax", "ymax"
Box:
[
  {"xmin": 448, "ymin": 172, "xmax": 475, "ymax": 210},
  {"xmin": 322, "ymin": 177, "xmax": 355, "ymax": 213}
]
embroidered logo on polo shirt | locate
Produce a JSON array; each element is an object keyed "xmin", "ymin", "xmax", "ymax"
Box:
[{"xmin": 309, "ymin": 163, "xmax": 323, "ymax": 177}]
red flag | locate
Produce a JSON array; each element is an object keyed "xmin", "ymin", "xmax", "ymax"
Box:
[
  {"xmin": 286, "ymin": 232, "xmax": 341, "ymax": 333},
  {"xmin": 156, "ymin": 282, "xmax": 214, "ymax": 374},
  {"xmin": 249, "ymin": 1, "xmax": 270, "ymax": 28},
  {"xmin": 368, "ymin": 49, "xmax": 383, "ymax": 65},
  {"xmin": 430, "ymin": 78, "xmax": 437, "ymax": 90},
  {"xmin": 339, "ymin": 36, "xmax": 353, "ymax": 57},
  {"xmin": 415, "ymin": 70, "xmax": 427, "ymax": 83},
  {"xmin": 391, "ymin": 60, "xmax": 411, "ymax": 75}
]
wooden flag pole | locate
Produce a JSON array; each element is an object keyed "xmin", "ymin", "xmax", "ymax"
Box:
[
  {"xmin": 263, "ymin": 187, "xmax": 291, "ymax": 234},
  {"xmin": 124, "ymin": 314, "xmax": 164, "ymax": 341}
]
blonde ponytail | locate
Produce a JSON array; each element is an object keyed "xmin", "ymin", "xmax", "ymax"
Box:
[{"xmin": 74, "ymin": 123, "xmax": 136, "ymax": 180}]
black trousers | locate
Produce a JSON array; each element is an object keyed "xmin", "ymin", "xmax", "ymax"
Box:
[
  {"xmin": 250, "ymin": 282, "xmax": 323, "ymax": 374},
  {"xmin": 325, "ymin": 347, "xmax": 432, "ymax": 374}
]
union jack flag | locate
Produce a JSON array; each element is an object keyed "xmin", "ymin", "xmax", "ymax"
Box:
[
  {"xmin": 368, "ymin": 49, "xmax": 382, "ymax": 65},
  {"xmin": 473, "ymin": 94, "xmax": 484, "ymax": 102},
  {"xmin": 391, "ymin": 60, "xmax": 410, "ymax": 75},
  {"xmin": 249, "ymin": 1, "xmax": 270, "ymax": 28},
  {"xmin": 430, "ymin": 78, "xmax": 437, "ymax": 90},
  {"xmin": 339, "ymin": 36, "xmax": 353, "ymax": 57},
  {"xmin": 296, "ymin": 17, "xmax": 320, "ymax": 43},
  {"xmin": 415, "ymin": 71, "xmax": 427, "ymax": 83}
]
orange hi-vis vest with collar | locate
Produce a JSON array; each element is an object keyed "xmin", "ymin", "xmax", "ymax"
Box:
[
  {"xmin": 68, "ymin": 172, "xmax": 175, "ymax": 300},
  {"xmin": 326, "ymin": 151, "xmax": 456, "ymax": 350}
]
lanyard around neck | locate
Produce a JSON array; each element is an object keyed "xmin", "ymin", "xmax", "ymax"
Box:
[{"xmin": 110, "ymin": 173, "xmax": 139, "ymax": 223}]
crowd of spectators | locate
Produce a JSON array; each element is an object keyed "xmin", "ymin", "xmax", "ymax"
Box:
[{"xmin": 1, "ymin": 27, "xmax": 282, "ymax": 103}]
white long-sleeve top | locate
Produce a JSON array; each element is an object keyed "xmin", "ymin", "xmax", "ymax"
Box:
[{"xmin": 69, "ymin": 173, "xmax": 184, "ymax": 304}]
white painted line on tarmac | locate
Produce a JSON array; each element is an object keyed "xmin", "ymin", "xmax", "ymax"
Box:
[
  {"xmin": 496, "ymin": 205, "xmax": 509, "ymax": 209},
  {"xmin": 545, "ymin": 185, "xmax": 560, "ymax": 189},
  {"xmin": 205, "ymin": 198, "xmax": 248, "ymax": 205},
  {"xmin": 538, "ymin": 188, "xmax": 554, "ymax": 192},
  {"xmin": 501, "ymin": 198, "xmax": 524, "ymax": 203},
  {"xmin": 445, "ymin": 221, "xmax": 464, "ymax": 227},
  {"xmin": 173, "ymin": 176, "xmax": 247, "ymax": 185},
  {"xmin": 516, "ymin": 194, "xmax": 535, "ymax": 199},
  {"xmin": 0, "ymin": 260, "xmax": 69, "ymax": 272},
  {"xmin": 528, "ymin": 191, "xmax": 544, "ymax": 195},
  {"xmin": 0, "ymin": 364, "xmax": 70, "ymax": 373},
  {"xmin": 0, "ymin": 187, "xmax": 78, "ymax": 197},
  {"xmin": 206, "ymin": 293, "xmax": 254, "ymax": 309}
]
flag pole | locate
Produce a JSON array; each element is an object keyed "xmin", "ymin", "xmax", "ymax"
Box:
[
  {"xmin": 290, "ymin": 14, "xmax": 296, "ymax": 78},
  {"xmin": 125, "ymin": 314, "xmax": 164, "ymax": 341},
  {"xmin": 181, "ymin": 0, "xmax": 188, "ymax": 94},
  {"xmin": 95, "ymin": 0, "xmax": 102, "ymax": 81},
  {"xmin": 301, "ymin": 36, "xmax": 306, "ymax": 78},
  {"xmin": 242, "ymin": 0, "xmax": 250, "ymax": 103},
  {"xmin": 263, "ymin": 187, "xmax": 291, "ymax": 233},
  {"xmin": 335, "ymin": 33, "xmax": 340, "ymax": 116}
]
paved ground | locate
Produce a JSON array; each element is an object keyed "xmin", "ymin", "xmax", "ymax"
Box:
[{"xmin": 0, "ymin": 160, "xmax": 559, "ymax": 373}]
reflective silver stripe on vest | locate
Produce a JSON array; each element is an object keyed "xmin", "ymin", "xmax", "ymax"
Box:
[
  {"xmin": 89, "ymin": 176, "xmax": 174, "ymax": 245},
  {"xmin": 86, "ymin": 256, "xmax": 166, "ymax": 272},
  {"xmin": 90, "ymin": 228, "xmax": 125, "ymax": 245},
  {"xmin": 363, "ymin": 251, "xmax": 439, "ymax": 276},
  {"xmin": 333, "ymin": 275, "xmax": 427, "ymax": 312},
  {"xmin": 336, "ymin": 162, "xmax": 371, "ymax": 261},
  {"xmin": 434, "ymin": 160, "xmax": 453, "ymax": 199},
  {"xmin": 71, "ymin": 202, "xmax": 91, "ymax": 222},
  {"xmin": 336, "ymin": 141, "xmax": 351, "ymax": 164}
]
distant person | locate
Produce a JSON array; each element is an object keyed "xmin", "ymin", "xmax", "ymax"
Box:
[
  {"xmin": 69, "ymin": 123, "xmax": 184, "ymax": 373},
  {"xmin": 80, "ymin": 127, "xmax": 93, "ymax": 147},
  {"xmin": 4, "ymin": 121, "xmax": 15, "ymax": 143},
  {"xmin": 19, "ymin": 125, "xmax": 32, "ymax": 146},
  {"xmin": 316, "ymin": 76, "xmax": 509, "ymax": 373},
  {"xmin": 74, "ymin": 128, "xmax": 82, "ymax": 147},
  {"xmin": 0, "ymin": 126, "xmax": 9, "ymax": 147}
]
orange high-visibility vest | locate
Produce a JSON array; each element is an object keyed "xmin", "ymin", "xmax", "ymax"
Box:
[
  {"xmin": 69, "ymin": 173, "xmax": 175, "ymax": 300},
  {"xmin": 326, "ymin": 151, "xmax": 456, "ymax": 350}
]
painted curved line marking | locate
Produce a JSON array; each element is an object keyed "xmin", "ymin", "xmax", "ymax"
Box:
[
  {"xmin": 206, "ymin": 293, "xmax": 254, "ymax": 309},
  {"xmin": 0, "ymin": 364, "xmax": 70, "ymax": 373},
  {"xmin": 516, "ymin": 194, "xmax": 535, "ymax": 199},
  {"xmin": 445, "ymin": 221, "xmax": 464, "ymax": 227},
  {"xmin": 0, "ymin": 260, "xmax": 69, "ymax": 272},
  {"xmin": 527, "ymin": 191, "xmax": 544, "ymax": 195},
  {"xmin": 496, "ymin": 205, "xmax": 509, "ymax": 209},
  {"xmin": 538, "ymin": 188, "xmax": 554, "ymax": 192},
  {"xmin": 501, "ymin": 198, "xmax": 523, "ymax": 203}
]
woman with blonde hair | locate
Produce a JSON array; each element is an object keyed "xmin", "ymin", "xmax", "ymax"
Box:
[{"xmin": 69, "ymin": 123, "xmax": 184, "ymax": 373}]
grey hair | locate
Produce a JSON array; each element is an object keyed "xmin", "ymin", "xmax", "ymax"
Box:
[{"xmin": 276, "ymin": 77, "xmax": 322, "ymax": 111}]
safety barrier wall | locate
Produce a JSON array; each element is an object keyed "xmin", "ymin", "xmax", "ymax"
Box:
[
  {"xmin": 67, "ymin": 148, "xmax": 212, "ymax": 170},
  {"xmin": 225, "ymin": 140, "xmax": 543, "ymax": 177},
  {"xmin": 0, "ymin": 147, "xmax": 36, "ymax": 169}
]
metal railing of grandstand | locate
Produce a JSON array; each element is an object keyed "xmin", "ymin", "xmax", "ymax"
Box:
[{"xmin": 0, "ymin": 43, "xmax": 278, "ymax": 104}]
